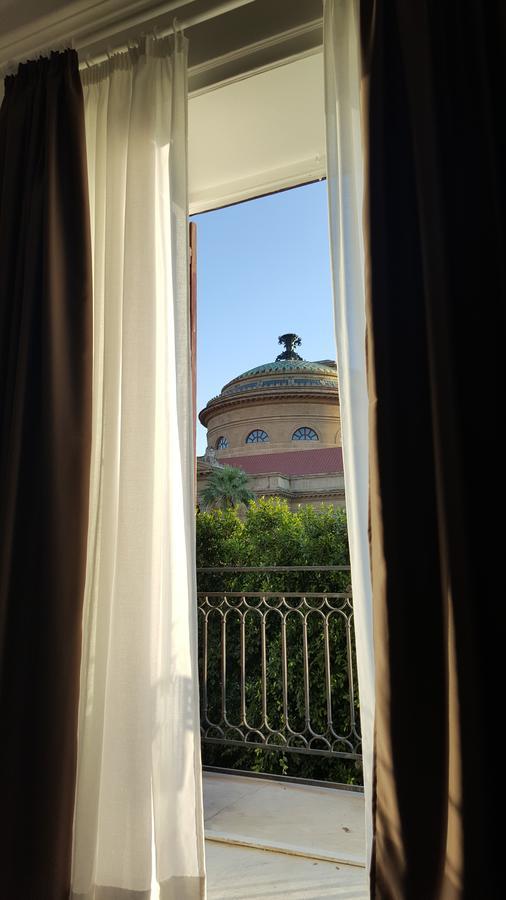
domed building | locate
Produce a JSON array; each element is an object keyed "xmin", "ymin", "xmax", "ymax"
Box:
[{"xmin": 197, "ymin": 335, "xmax": 345, "ymax": 510}]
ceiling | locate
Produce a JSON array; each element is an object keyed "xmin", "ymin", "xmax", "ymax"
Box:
[
  {"xmin": 0, "ymin": 0, "xmax": 321, "ymax": 35},
  {"xmin": 0, "ymin": 0, "xmax": 71, "ymax": 33},
  {"xmin": 0, "ymin": 0, "xmax": 323, "ymax": 87},
  {"xmin": 0, "ymin": 1, "xmax": 326, "ymax": 212},
  {"xmin": 188, "ymin": 50, "xmax": 326, "ymax": 213}
]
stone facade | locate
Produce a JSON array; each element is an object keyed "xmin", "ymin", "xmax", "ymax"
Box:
[
  {"xmin": 197, "ymin": 337, "xmax": 344, "ymax": 509},
  {"xmin": 203, "ymin": 396, "xmax": 341, "ymax": 460},
  {"xmin": 197, "ymin": 463, "xmax": 346, "ymax": 512}
]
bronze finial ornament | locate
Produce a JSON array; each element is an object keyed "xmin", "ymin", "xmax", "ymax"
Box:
[{"xmin": 276, "ymin": 333, "xmax": 303, "ymax": 361}]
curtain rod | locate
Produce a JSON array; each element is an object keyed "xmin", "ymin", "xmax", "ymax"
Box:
[
  {"xmin": 76, "ymin": 0, "xmax": 200, "ymax": 57},
  {"xmin": 0, "ymin": 1, "xmax": 195, "ymax": 71},
  {"xmin": 77, "ymin": 0, "xmax": 257, "ymax": 69},
  {"xmin": 0, "ymin": 0, "xmax": 257, "ymax": 76}
]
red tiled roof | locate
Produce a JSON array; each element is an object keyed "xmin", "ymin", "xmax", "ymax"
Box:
[{"xmin": 224, "ymin": 447, "xmax": 343, "ymax": 477}]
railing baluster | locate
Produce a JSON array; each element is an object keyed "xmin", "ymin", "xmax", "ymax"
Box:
[
  {"xmin": 346, "ymin": 608, "xmax": 357, "ymax": 741},
  {"xmin": 203, "ymin": 607, "xmax": 208, "ymax": 722},
  {"xmin": 240, "ymin": 603, "xmax": 246, "ymax": 728},
  {"xmin": 302, "ymin": 606, "xmax": 311, "ymax": 732},
  {"xmin": 261, "ymin": 603, "xmax": 268, "ymax": 729},
  {"xmin": 323, "ymin": 604, "xmax": 333, "ymax": 731},
  {"xmin": 281, "ymin": 602, "xmax": 289, "ymax": 733},
  {"xmin": 196, "ymin": 568, "xmax": 361, "ymax": 773},
  {"xmin": 221, "ymin": 606, "xmax": 227, "ymax": 725}
]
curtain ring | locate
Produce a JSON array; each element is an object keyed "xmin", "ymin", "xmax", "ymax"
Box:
[{"xmin": 172, "ymin": 16, "xmax": 184, "ymax": 44}]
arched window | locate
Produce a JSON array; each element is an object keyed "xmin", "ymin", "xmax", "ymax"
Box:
[
  {"xmin": 216, "ymin": 436, "xmax": 229, "ymax": 450},
  {"xmin": 292, "ymin": 427, "xmax": 319, "ymax": 441},
  {"xmin": 246, "ymin": 429, "xmax": 269, "ymax": 444}
]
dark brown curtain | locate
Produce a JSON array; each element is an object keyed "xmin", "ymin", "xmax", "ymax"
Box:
[
  {"xmin": 0, "ymin": 51, "xmax": 92, "ymax": 899},
  {"xmin": 360, "ymin": 2, "xmax": 506, "ymax": 898}
]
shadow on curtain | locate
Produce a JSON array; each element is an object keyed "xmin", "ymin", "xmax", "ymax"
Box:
[
  {"xmin": 0, "ymin": 50, "xmax": 92, "ymax": 900},
  {"xmin": 361, "ymin": 1, "xmax": 506, "ymax": 897}
]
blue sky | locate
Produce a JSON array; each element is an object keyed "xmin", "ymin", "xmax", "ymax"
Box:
[{"xmin": 191, "ymin": 180, "xmax": 337, "ymax": 455}]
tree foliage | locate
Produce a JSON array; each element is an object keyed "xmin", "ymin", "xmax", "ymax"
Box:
[
  {"xmin": 200, "ymin": 465, "xmax": 254, "ymax": 510},
  {"xmin": 196, "ymin": 498, "xmax": 362, "ymax": 785}
]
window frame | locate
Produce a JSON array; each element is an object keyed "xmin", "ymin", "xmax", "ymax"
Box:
[
  {"xmin": 292, "ymin": 426, "xmax": 319, "ymax": 441},
  {"xmin": 245, "ymin": 429, "xmax": 270, "ymax": 444}
]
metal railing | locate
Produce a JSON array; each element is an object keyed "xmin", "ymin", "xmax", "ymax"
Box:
[{"xmin": 197, "ymin": 567, "xmax": 361, "ymax": 766}]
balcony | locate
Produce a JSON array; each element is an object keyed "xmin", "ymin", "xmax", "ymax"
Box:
[{"xmin": 197, "ymin": 567, "xmax": 366, "ymax": 898}]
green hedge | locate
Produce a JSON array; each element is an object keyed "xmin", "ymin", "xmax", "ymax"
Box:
[{"xmin": 196, "ymin": 498, "xmax": 362, "ymax": 785}]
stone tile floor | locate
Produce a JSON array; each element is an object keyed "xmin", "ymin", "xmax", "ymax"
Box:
[{"xmin": 203, "ymin": 772, "xmax": 367, "ymax": 900}]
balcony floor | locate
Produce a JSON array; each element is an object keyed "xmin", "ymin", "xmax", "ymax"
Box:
[{"xmin": 203, "ymin": 771, "xmax": 367, "ymax": 900}]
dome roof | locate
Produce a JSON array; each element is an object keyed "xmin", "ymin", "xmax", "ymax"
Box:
[
  {"xmin": 218, "ymin": 357, "xmax": 337, "ymax": 401},
  {"xmin": 224, "ymin": 357, "xmax": 337, "ymax": 388},
  {"xmin": 198, "ymin": 335, "xmax": 338, "ymax": 426}
]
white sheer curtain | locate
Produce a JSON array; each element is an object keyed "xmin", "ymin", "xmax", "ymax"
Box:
[
  {"xmin": 323, "ymin": 0, "xmax": 375, "ymax": 870},
  {"xmin": 71, "ymin": 34, "xmax": 205, "ymax": 900}
]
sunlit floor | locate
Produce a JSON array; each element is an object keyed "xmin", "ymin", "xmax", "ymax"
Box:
[{"xmin": 203, "ymin": 771, "xmax": 367, "ymax": 900}]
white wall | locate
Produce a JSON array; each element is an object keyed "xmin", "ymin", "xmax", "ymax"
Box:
[{"xmin": 188, "ymin": 50, "xmax": 326, "ymax": 213}]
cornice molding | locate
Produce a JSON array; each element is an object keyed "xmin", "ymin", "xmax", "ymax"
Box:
[
  {"xmin": 1, "ymin": 1, "xmax": 322, "ymax": 86},
  {"xmin": 199, "ymin": 387, "xmax": 340, "ymax": 426},
  {"xmin": 196, "ymin": 482, "xmax": 346, "ymax": 502},
  {"xmin": 188, "ymin": 18, "xmax": 322, "ymax": 95},
  {"xmin": 189, "ymin": 16, "xmax": 322, "ymax": 82},
  {"xmin": 0, "ymin": 0, "xmax": 198, "ymax": 70}
]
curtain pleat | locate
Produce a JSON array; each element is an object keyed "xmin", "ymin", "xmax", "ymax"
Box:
[
  {"xmin": 71, "ymin": 36, "xmax": 205, "ymax": 899},
  {"xmin": 323, "ymin": 0, "xmax": 375, "ymax": 869},
  {"xmin": 360, "ymin": 1, "xmax": 506, "ymax": 897},
  {"xmin": 0, "ymin": 51, "xmax": 92, "ymax": 899}
]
